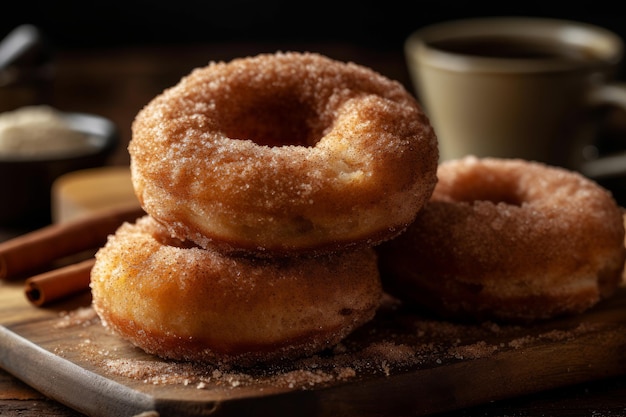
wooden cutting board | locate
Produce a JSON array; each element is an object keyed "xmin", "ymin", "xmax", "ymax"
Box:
[
  {"xmin": 2, "ymin": 274, "xmax": 626, "ymax": 417},
  {"xmin": 1, "ymin": 167, "xmax": 626, "ymax": 417}
]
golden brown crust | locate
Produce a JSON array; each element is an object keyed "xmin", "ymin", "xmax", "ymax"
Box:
[
  {"xmin": 377, "ymin": 156, "xmax": 626, "ymax": 323},
  {"xmin": 91, "ymin": 216, "xmax": 382, "ymax": 366},
  {"xmin": 129, "ymin": 52, "xmax": 438, "ymax": 256}
]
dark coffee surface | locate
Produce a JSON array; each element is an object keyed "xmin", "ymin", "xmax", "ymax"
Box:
[{"xmin": 430, "ymin": 36, "xmax": 597, "ymax": 61}]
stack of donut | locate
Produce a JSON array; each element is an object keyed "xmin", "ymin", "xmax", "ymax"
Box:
[{"xmin": 90, "ymin": 52, "xmax": 439, "ymax": 366}]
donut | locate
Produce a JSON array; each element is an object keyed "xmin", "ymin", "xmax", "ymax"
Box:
[
  {"xmin": 377, "ymin": 156, "xmax": 626, "ymax": 323},
  {"xmin": 91, "ymin": 215, "xmax": 382, "ymax": 366},
  {"xmin": 129, "ymin": 52, "xmax": 438, "ymax": 255}
]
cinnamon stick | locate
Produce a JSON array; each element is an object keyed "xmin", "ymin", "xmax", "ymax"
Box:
[
  {"xmin": 24, "ymin": 258, "xmax": 95, "ymax": 306},
  {"xmin": 0, "ymin": 204, "xmax": 144, "ymax": 280}
]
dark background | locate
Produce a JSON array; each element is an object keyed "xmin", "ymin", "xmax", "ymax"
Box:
[
  {"xmin": 3, "ymin": 2, "xmax": 626, "ymax": 90},
  {"xmin": 2, "ymin": 1, "xmax": 626, "ymax": 55}
]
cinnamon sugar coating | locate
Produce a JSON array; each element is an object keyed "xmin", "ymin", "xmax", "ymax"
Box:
[
  {"xmin": 377, "ymin": 156, "xmax": 626, "ymax": 323},
  {"xmin": 91, "ymin": 216, "xmax": 382, "ymax": 366},
  {"xmin": 129, "ymin": 52, "xmax": 438, "ymax": 255}
]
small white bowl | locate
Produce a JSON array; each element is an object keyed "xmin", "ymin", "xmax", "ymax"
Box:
[{"xmin": 0, "ymin": 110, "xmax": 118, "ymax": 228}]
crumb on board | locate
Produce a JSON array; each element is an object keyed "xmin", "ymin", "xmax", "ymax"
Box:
[{"xmin": 51, "ymin": 295, "xmax": 608, "ymax": 392}]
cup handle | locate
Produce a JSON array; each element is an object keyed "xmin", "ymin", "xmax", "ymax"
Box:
[
  {"xmin": 579, "ymin": 83, "xmax": 626, "ymax": 179},
  {"xmin": 588, "ymin": 82, "xmax": 626, "ymax": 109}
]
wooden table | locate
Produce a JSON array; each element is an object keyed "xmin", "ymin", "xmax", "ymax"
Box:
[{"xmin": 2, "ymin": 42, "xmax": 626, "ymax": 417}]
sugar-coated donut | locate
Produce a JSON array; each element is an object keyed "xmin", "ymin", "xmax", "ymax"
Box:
[
  {"xmin": 91, "ymin": 215, "xmax": 382, "ymax": 366},
  {"xmin": 129, "ymin": 52, "xmax": 438, "ymax": 255},
  {"xmin": 377, "ymin": 156, "xmax": 626, "ymax": 323}
]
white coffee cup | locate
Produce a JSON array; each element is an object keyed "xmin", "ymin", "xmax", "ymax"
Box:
[{"xmin": 405, "ymin": 17, "xmax": 626, "ymax": 174}]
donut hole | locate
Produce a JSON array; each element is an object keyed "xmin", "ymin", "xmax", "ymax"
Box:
[
  {"xmin": 461, "ymin": 188, "xmax": 523, "ymax": 206},
  {"xmin": 218, "ymin": 93, "xmax": 322, "ymax": 147},
  {"xmin": 444, "ymin": 181, "xmax": 524, "ymax": 206}
]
